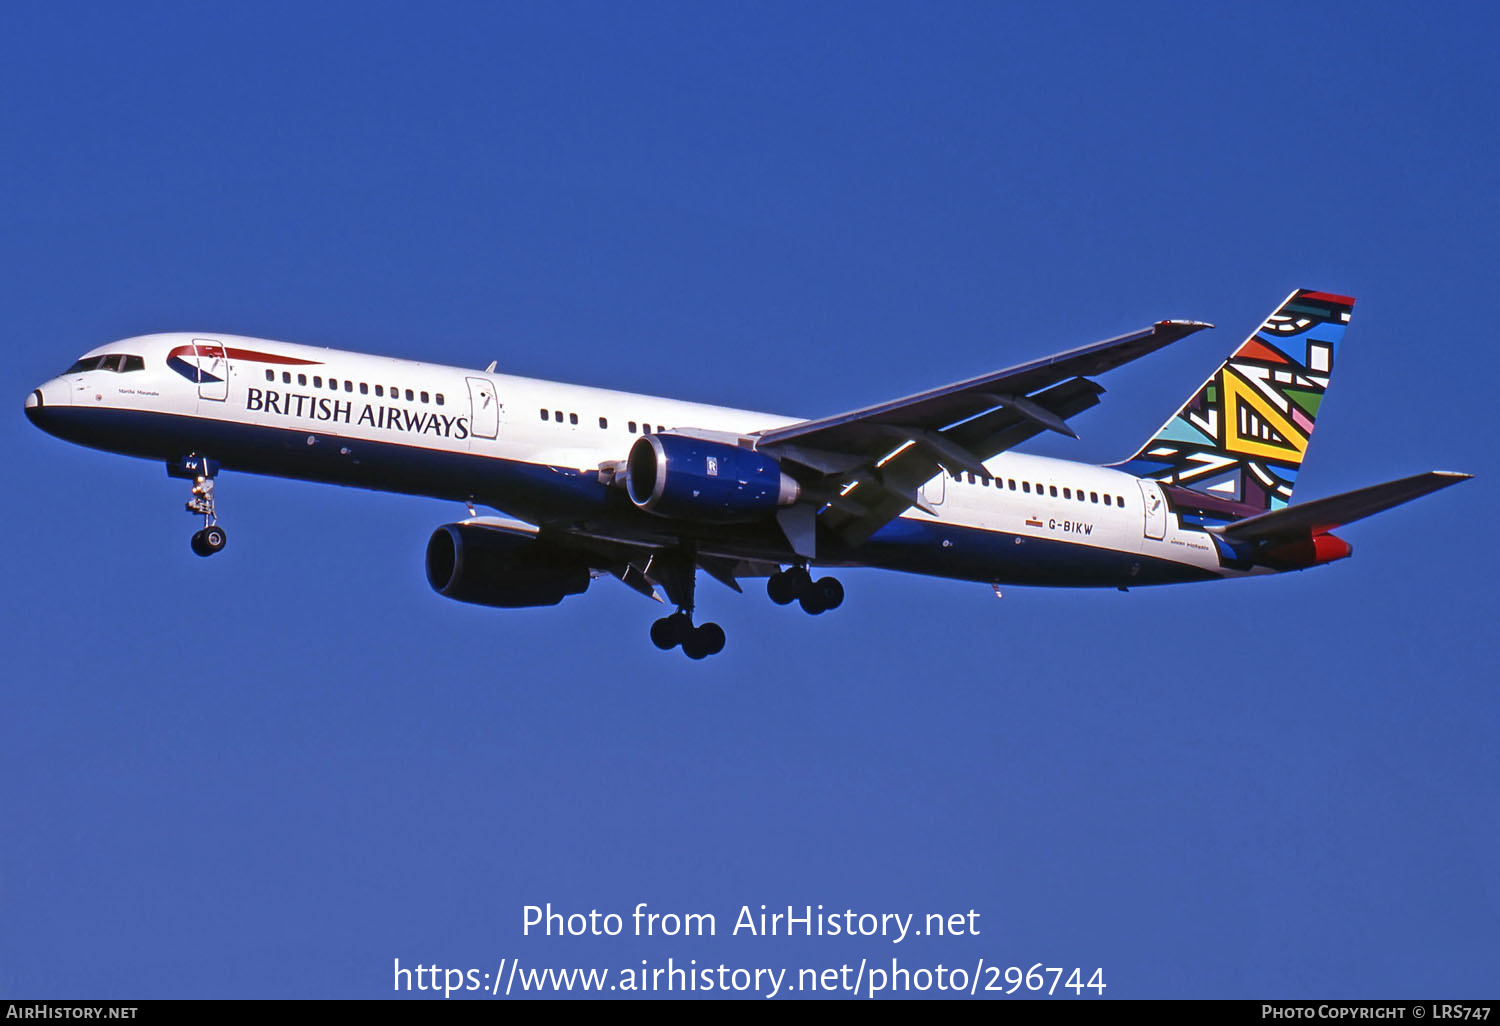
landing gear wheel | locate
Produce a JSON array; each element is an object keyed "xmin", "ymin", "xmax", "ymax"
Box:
[
  {"xmin": 768, "ymin": 566, "xmax": 811, "ymax": 605},
  {"xmin": 698, "ymin": 622, "xmax": 726, "ymax": 657},
  {"xmin": 682, "ymin": 631, "xmax": 710, "ymax": 660},
  {"xmin": 650, "ymin": 611, "xmax": 693, "ymax": 650},
  {"xmin": 190, "ymin": 526, "xmax": 227, "ymax": 557},
  {"xmin": 767, "ymin": 572, "xmax": 797, "ymax": 605},
  {"xmin": 797, "ymin": 577, "xmax": 842, "ymax": 615},
  {"xmin": 681, "ymin": 622, "xmax": 725, "ymax": 660},
  {"xmin": 650, "ymin": 615, "xmax": 680, "ymax": 650},
  {"xmin": 814, "ymin": 576, "xmax": 843, "ymax": 611}
]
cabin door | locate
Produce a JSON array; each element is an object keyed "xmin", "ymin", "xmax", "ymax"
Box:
[
  {"xmin": 1138, "ymin": 479, "xmax": 1167, "ymax": 540},
  {"xmin": 466, "ymin": 376, "xmax": 500, "ymax": 440},
  {"xmin": 194, "ymin": 339, "xmax": 229, "ymax": 402}
]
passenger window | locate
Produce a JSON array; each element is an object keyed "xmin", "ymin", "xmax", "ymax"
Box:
[
  {"xmin": 406, "ymin": 389, "xmax": 415, "ymax": 401},
  {"xmin": 1117, "ymin": 496, "xmax": 1125, "ymax": 507},
  {"xmin": 1078, "ymin": 491, "xmax": 1086, "ymax": 502},
  {"xmin": 420, "ymin": 391, "xmax": 429, "ymax": 403},
  {"xmin": 1103, "ymin": 494, "xmax": 1112, "ymax": 506},
  {"xmin": 1063, "ymin": 488, "xmax": 1071, "ymax": 499},
  {"xmin": 283, "ymin": 372, "xmax": 291, "ymax": 384},
  {"xmin": 952, "ymin": 470, "xmax": 962, "ymax": 481},
  {"xmin": 313, "ymin": 376, "xmax": 322, "ymax": 387},
  {"xmin": 1049, "ymin": 486, "xmax": 1058, "ymax": 497},
  {"xmin": 554, "ymin": 410, "xmax": 563, "ymax": 422},
  {"xmin": 299, "ymin": 374, "xmax": 308, "ymax": 386},
  {"xmin": 375, "ymin": 385, "xmax": 384, "ymax": 397},
  {"xmin": 345, "ymin": 380, "xmax": 353, "ymax": 392},
  {"xmin": 540, "ymin": 409, "xmax": 548, "ymax": 420},
  {"xmin": 966, "ymin": 472, "xmax": 976, "ymax": 484},
  {"xmin": 1008, "ymin": 479, "xmax": 1016, "ymax": 490},
  {"xmin": 329, "ymin": 378, "xmax": 338, "ymax": 390},
  {"xmin": 599, "ymin": 417, "xmax": 608, "ymax": 429},
  {"xmin": 1090, "ymin": 492, "xmax": 1099, "ymax": 503},
  {"xmin": 629, "ymin": 421, "xmax": 637, "ymax": 433},
  {"xmin": 360, "ymin": 382, "xmax": 368, "ymax": 395},
  {"xmin": 435, "ymin": 394, "xmax": 444, "ymax": 406},
  {"xmin": 1022, "ymin": 482, "xmax": 1031, "ymax": 494},
  {"xmin": 265, "ymin": 369, "xmax": 274, "ymax": 382},
  {"xmin": 569, "ymin": 413, "xmax": 578, "ymax": 425}
]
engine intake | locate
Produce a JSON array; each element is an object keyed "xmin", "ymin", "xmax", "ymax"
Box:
[
  {"xmin": 625, "ymin": 433, "xmax": 799, "ymax": 521},
  {"xmin": 426, "ymin": 524, "xmax": 590, "ymax": 607}
]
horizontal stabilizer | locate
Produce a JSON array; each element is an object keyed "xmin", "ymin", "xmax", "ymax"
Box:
[{"xmin": 1213, "ymin": 471, "xmax": 1472, "ymax": 544}]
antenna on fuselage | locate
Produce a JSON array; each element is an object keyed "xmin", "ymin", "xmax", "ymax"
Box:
[{"xmin": 484, "ymin": 361, "xmax": 497, "ymax": 373}]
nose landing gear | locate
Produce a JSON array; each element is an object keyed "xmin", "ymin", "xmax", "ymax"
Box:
[
  {"xmin": 177, "ymin": 458, "xmax": 227, "ymax": 557},
  {"xmin": 190, "ymin": 519, "xmax": 227, "ymax": 557},
  {"xmin": 767, "ymin": 566, "xmax": 843, "ymax": 615}
]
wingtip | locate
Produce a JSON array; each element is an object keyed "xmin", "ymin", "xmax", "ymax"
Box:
[{"xmin": 1156, "ymin": 319, "xmax": 1214, "ymax": 330}]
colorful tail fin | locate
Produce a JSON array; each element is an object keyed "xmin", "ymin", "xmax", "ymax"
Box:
[{"xmin": 1110, "ymin": 289, "xmax": 1355, "ymax": 510}]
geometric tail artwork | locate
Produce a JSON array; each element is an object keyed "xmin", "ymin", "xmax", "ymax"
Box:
[{"xmin": 1110, "ymin": 289, "xmax": 1355, "ymax": 510}]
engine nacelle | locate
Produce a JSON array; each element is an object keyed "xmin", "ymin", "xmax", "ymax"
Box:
[
  {"xmin": 625, "ymin": 433, "xmax": 800, "ymax": 521},
  {"xmin": 425, "ymin": 524, "xmax": 590, "ymax": 607}
]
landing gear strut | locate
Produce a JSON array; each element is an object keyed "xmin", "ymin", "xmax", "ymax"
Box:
[
  {"xmin": 768, "ymin": 566, "xmax": 843, "ymax": 615},
  {"xmin": 184, "ymin": 469, "xmax": 227, "ymax": 557},
  {"xmin": 648, "ymin": 554, "xmax": 726, "ymax": 659}
]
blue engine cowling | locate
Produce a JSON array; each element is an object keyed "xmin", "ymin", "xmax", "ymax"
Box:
[
  {"xmin": 426, "ymin": 524, "xmax": 591, "ymax": 607},
  {"xmin": 625, "ymin": 433, "xmax": 800, "ymax": 521}
]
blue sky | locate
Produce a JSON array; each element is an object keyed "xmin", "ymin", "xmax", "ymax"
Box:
[{"xmin": 2, "ymin": 2, "xmax": 1495, "ymax": 999}]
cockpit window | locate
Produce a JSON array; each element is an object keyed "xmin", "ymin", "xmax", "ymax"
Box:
[{"xmin": 64, "ymin": 354, "xmax": 145, "ymax": 374}]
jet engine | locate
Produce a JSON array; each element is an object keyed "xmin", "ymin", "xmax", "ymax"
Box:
[
  {"xmin": 624, "ymin": 433, "xmax": 799, "ymax": 521},
  {"xmin": 425, "ymin": 524, "xmax": 590, "ymax": 607}
]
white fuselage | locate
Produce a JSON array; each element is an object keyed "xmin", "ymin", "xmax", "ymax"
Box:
[{"xmin": 26, "ymin": 332, "xmax": 1239, "ymax": 587}]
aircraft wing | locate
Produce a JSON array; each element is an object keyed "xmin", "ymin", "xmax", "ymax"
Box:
[
  {"xmin": 1212, "ymin": 471, "xmax": 1473, "ymax": 544},
  {"xmin": 753, "ymin": 319, "xmax": 1213, "ymax": 549}
]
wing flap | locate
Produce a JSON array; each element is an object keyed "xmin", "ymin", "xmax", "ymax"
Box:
[{"xmin": 817, "ymin": 377, "xmax": 1106, "ymax": 546}]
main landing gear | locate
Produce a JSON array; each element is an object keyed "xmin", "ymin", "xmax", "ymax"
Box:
[
  {"xmin": 767, "ymin": 566, "xmax": 844, "ymax": 615},
  {"xmin": 184, "ymin": 469, "xmax": 227, "ymax": 557},
  {"xmin": 647, "ymin": 554, "xmax": 727, "ymax": 660},
  {"xmin": 650, "ymin": 611, "xmax": 726, "ymax": 660}
]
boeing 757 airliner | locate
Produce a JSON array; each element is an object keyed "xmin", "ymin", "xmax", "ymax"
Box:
[{"xmin": 25, "ymin": 290, "xmax": 1469, "ymax": 658}]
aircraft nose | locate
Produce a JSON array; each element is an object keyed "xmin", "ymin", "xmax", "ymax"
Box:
[{"xmin": 24, "ymin": 379, "xmax": 69, "ymax": 425}]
